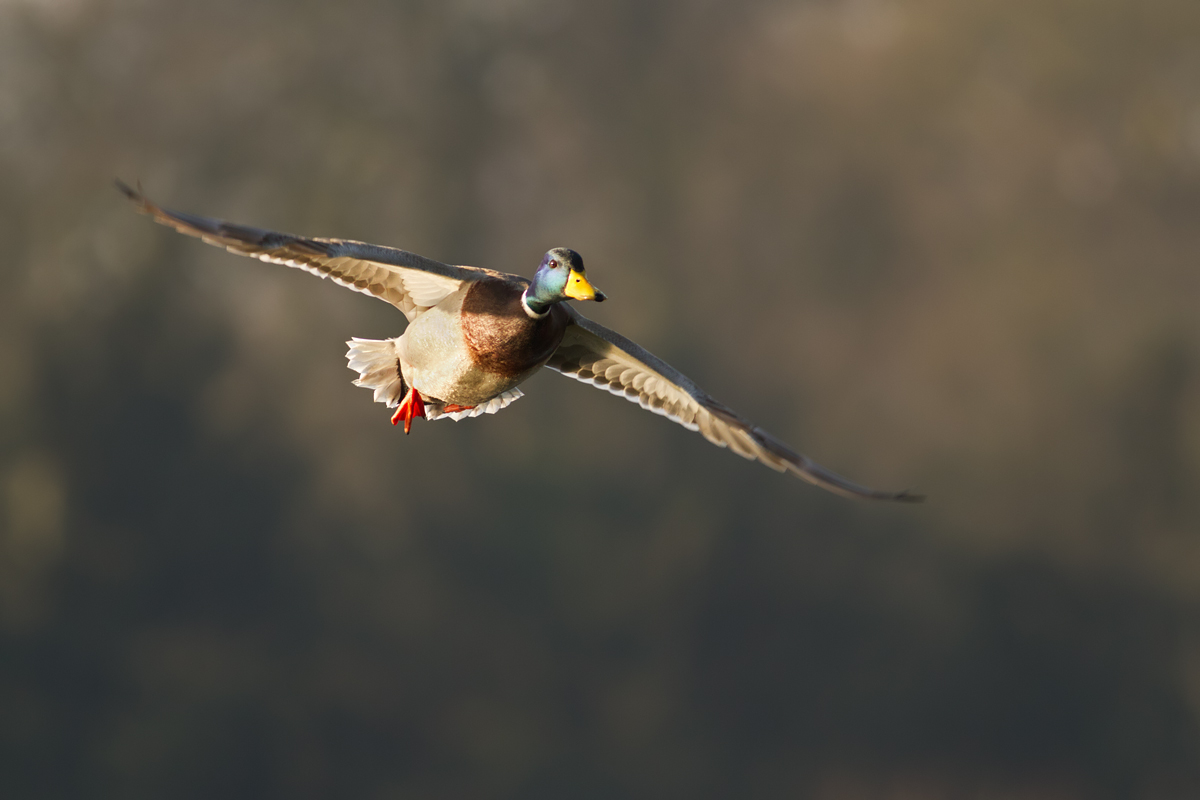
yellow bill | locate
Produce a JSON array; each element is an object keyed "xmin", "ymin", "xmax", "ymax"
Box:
[{"xmin": 565, "ymin": 268, "xmax": 606, "ymax": 302}]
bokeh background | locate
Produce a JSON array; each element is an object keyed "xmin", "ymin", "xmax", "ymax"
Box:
[{"xmin": 2, "ymin": 0, "xmax": 1199, "ymax": 797}]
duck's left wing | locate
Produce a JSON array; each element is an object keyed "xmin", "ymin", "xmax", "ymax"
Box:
[
  {"xmin": 546, "ymin": 309, "xmax": 922, "ymax": 502},
  {"xmin": 118, "ymin": 181, "xmax": 503, "ymax": 321}
]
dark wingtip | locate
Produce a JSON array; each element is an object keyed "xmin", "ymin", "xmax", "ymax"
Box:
[
  {"xmin": 114, "ymin": 177, "xmax": 142, "ymax": 199},
  {"xmin": 890, "ymin": 490, "xmax": 926, "ymax": 503},
  {"xmin": 114, "ymin": 178, "xmax": 152, "ymax": 213}
]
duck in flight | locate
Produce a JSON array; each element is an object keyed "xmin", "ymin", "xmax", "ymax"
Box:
[{"xmin": 118, "ymin": 181, "xmax": 922, "ymax": 502}]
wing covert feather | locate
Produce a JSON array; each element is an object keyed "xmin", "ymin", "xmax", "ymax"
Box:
[{"xmin": 547, "ymin": 309, "xmax": 922, "ymax": 502}]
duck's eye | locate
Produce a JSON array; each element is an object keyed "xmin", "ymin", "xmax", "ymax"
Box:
[{"xmin": 549, "ymin": 259, "xmax": 559, "ymax": 269}]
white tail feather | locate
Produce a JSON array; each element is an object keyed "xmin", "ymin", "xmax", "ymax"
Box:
[{"xmin": 346, "ymin": 338, "xmax": 407, "ymax": 408}]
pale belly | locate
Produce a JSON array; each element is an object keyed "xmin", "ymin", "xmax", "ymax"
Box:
[{"xmin": 398, "ymin": 293, "xmax": 537, "ymax": 406}]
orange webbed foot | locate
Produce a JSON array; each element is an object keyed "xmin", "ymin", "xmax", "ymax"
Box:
[
  {"xmin": 442, "ymin": 404, "xmax": 476, "ymax": 414},
  {"xmin": 391, "ymin": 388, "xmax": 426, "ymax": 434}
]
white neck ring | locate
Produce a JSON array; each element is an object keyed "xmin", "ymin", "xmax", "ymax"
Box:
[{"xmin": 520, "ymin": 289, "xmax": 549, "ymax": 319}]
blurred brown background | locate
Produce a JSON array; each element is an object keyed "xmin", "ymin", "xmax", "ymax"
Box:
[{"xmin": 2, "ymin": 0, "xmax": 1199, "ymax": 797}]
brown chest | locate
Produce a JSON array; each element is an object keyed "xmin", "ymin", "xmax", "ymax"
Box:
[{"xmin": 460, "ymin": 280, "xmax": 569, "ymax": 378}]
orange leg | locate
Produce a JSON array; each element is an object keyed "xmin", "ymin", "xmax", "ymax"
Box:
[
  {"xmin": 391, "ymin": 387, "xmax": 426, "ymax": 434},
  {"xmin": 442, "ymin": 404, "xmax": 476, "ymax": 414}
]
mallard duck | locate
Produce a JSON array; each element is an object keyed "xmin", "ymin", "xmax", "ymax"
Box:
[{"xmin": 118, "ymin": 181, "xmax": 922, "ymax": 502}]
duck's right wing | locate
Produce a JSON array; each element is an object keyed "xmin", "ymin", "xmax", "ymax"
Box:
[
  {"xmin": 547, "ymin": 308, "xmax": 923, "ymax": 502},
  {"xmin": 118, "ymin": 181, "xmax": 504, "ymax": 321}
]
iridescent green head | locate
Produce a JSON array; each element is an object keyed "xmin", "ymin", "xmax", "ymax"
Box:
[{"xmin": 522, "ymin": 248, "xmax": 606, "ymax": 316}]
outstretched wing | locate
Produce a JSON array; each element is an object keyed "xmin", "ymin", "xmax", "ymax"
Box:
[
  {"xmin": 118, "ymin": 181, "xmax": 505, "ymax": 321},
  {"xmin": 546, "ymin": 309, "xmax": 923, "ymax": 502}
]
